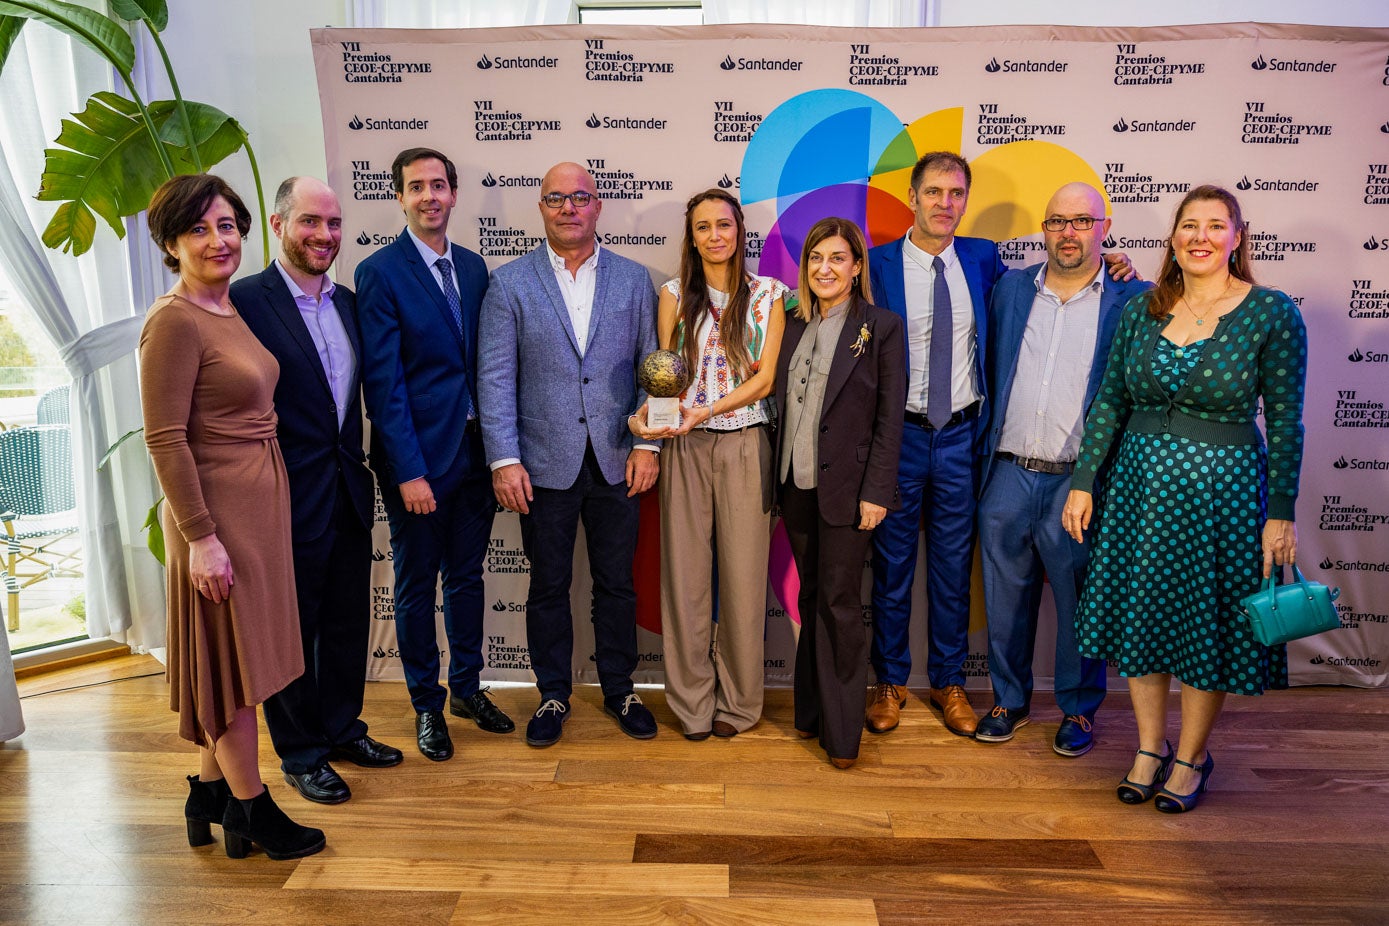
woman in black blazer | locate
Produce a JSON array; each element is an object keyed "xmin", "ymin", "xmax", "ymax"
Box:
[{"xmin": 775, "ymin": 217, "xmax": 906, "ymax": 768}]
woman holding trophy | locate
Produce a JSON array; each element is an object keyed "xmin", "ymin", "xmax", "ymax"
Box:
[{"xmin": 630, "ymin": 188, "xmax": 787, "ymax": 740}]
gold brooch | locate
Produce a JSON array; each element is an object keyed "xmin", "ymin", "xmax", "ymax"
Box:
[{"xmin": 851, "ymin": 323, "xmax": 871, "ymax": 357}]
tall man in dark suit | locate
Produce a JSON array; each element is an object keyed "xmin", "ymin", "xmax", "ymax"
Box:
[
  {"xmin": 976, "ymin": 182, "xmax": 1152, "ymax": 755},
  {"xmin": 477, "ymin": 162, "xmax": 660, "ymax": 748},
  {"xmin": 866, "ymin": 151, "xmax": 1006, "ymax": 738},
  {"xmin": 355, "ymin": 148, "xmax": 511, "ymax": 763},
  {"xmin": 233, "ymin": 177, "xmax": 402, "ymax": 805}
]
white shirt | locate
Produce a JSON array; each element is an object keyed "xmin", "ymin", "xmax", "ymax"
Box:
[
  {"xmin": 546, "ymin": 239, "xmax": 600, "ymax": 358},
  {"xmin": 901, "ymin": 236, "xmax": 980, "ymax": 415},
  {"xmin": 406, "ymin": 227, "xmax": 459, "ymax": 298}
]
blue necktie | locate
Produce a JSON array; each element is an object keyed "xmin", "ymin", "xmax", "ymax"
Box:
[
  {"xmin": 435, "ymin": 257, "xmax": 464, "ymax": 336},
  {"xmin": 928, "ymin": 256, "xmax": 954, "ymax": 429},
  {"xmin": 436, "ymin": 257, "xmax": 476, "ymax": 419}
]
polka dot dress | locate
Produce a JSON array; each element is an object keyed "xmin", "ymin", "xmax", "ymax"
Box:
[{"xmin": 1077, "ymin": 334, "xmax": 1289, "ymax": 694}]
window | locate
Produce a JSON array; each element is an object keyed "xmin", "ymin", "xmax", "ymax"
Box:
[
  {"xmin": 578, "ymin": 2, "xmax": 704, "ymax": 25},
  {"xmin": 0, "ymin": 263, "xmax": 86, "ymax": 655}
]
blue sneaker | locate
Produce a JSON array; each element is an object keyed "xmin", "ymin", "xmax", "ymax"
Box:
[
  {"xmin": 525, "ymin": 699, "xmax": 569, "ymax": 747},
  {"xmin": 974, "ymin": 705, "xmax": 1029, "ymax": 743},
  {"xmin": 1053, "ymin": 715, "xmax": 1095, "ymax": 757},
  {"xmin": 604, "ymin": 693, "xmax": 657, "ymax": 739}
]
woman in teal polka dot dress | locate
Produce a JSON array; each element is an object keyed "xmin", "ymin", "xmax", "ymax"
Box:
[{"xmin": 1062, "ymin": 186, "xmax": 1307, "ymax": 813}]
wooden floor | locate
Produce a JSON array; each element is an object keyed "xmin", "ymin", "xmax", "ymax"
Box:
[{"xmin": 4, "ymin": 655, "xmax": 1388, "ymax": 925}]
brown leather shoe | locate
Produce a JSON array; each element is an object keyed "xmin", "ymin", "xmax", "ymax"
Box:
[
  {"xmin": 929, "ymin": 685, "xmax": 978, "ymax": 736},
  {"xmin": 865, "ymin": 682, "xmax": 908, "ymax": 733},
  {"xmin": 830, "ymin": 757, "xmax": 856, "ymax": 769}
]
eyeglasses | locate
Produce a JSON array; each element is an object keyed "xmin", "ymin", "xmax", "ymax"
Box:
[
  {"xmin": 541, "ymin": 191, "xmax": 594, "ymax": 209},
  {"xmin": 1041, "ymin": 216, "xmax": 1103, "ymax": 232}
]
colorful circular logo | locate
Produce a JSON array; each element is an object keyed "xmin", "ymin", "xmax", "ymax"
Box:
[{"xmin": 741, "ymin": 89, "xmax": 1108, "ymax": 285}]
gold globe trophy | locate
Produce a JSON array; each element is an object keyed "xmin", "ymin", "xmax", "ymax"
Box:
[{"xmin": 637, "ymin": 349, "xmax": 689, "ymax": 430}]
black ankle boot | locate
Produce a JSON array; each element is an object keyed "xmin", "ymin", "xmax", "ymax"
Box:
[
  {"xmin": 221, "ymin": 787, "xmax": 326, "ymax": 860},
  {"xmin": 184, "ymin": 775, "xmax": 231, "ymax": 847}
]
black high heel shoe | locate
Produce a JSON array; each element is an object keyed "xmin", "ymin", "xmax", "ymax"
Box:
[
  {"xmin": 1154, "ymin": 752, "xmax": 1214, "ymax": 814},
  {"xmin": 184, "ymin": 775, "xmax": 231, "ymax": 847},
  {"xmin": 221, "ymin": 787, "xmax": 326, "ymax": 860},
  {"xmin": 1116, "ymin": 740, "xmax": 1174, "ymax": 805}
]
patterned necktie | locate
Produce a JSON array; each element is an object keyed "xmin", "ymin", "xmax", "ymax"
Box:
[
  {"xmin": 928, "ymin": 256, "xmax": 954, "ymax": 429},
  {"xmin": 435, "ymin": 257, "xmax": 475, "ymax": 419},
  {"xmin": 435, "ymin": 257, "xmax": 464, "ymax": 336}
]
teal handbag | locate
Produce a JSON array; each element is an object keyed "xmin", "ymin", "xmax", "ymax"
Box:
[{"xmin": 1239, "ymin": 564, "xmax": 1342, "ymax": 646}]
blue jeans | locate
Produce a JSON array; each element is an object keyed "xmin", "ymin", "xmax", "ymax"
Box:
[{"xmin": 978, "ymin": 458, "xmax": 1105, "ymax": 718}]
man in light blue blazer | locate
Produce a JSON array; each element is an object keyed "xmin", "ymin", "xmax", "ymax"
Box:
[
  {"xmin": 356, "ymin": 148, "xmax": 511, "ymax": 764},
  {"xmin": 477, "ymin": 161, "xmax": 660, "ymax": 747},
  {"xmin": 975, "ymin": 182, "xmax": 1152, "ymax": 755}
]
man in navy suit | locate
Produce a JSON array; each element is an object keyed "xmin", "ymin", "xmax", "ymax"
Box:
[
  {"xmin": 478, "ymin": 162, "xmax": 660, "ymax": 748},
  {"xmin": 355, "ymin": 148, "xmax": 511, "ymax": 762},
  {"xmin": 866, "ymin": 151, "xmax": 1006, "ymax": 738},
  {"xmin": 975, "ymin": 182, "xmax": 1152, "ymax": 755},
  {"xmin": 233, "ymin": 177, "xmax": 402, "ymax": 804}
]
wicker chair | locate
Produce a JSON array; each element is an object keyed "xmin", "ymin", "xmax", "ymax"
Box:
[
  {"xmin": 35, "ymin": 383, "xmax": 72, "ymax": 426},
  {"xmin": 0, "ymin": 425, "xmax": 82, "ymax": 632}
]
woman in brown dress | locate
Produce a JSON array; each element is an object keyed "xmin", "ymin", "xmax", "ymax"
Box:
[{"xmin": 140, "ymin": 174, "xmax": 324, "ymax": 860}]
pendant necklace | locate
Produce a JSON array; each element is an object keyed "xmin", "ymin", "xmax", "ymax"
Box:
[{"xmin": 1182, "ymin": 277, "xmax": 1234, "ymax": 326}]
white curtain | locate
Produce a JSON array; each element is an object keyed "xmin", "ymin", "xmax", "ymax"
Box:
[
  {"xmin": 348, "ymin": 0, "xmax": 575, "ymax": 27},
  {"xmin": 704, "ymin": 0, "xmax": 932, "ymax": 26},
  {"xmin": 0, "ymin": 611, "xmax": 20, "ymax": 740},
  {"xmin": 0, "ymin": 26, "xmax": 165, "ymax": 650}
]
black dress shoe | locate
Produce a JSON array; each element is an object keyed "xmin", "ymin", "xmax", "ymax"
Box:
[
  {"xmin": 283, "ymin": 764, "xmax": 351, "ymax": 805},
  {"xmin": 450, "ymin": 687, "xmax": 516, "ymax": 734},
  {"xmin": 415, "ymin": 710, "xmax": 454, "ymax": 761},
  {"xmin": 329, "ymin": 734, "xmax": 404, "ymax": 768}
]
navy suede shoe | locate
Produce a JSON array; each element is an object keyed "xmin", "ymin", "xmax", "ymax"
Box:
[
  {"xmin": 604, "ymin": 693, "xmax": 657, "ymax": 740},
  {"xmin": 973, "ymin": 705, "xmax": 1029, "ymax": 743},
  {"xmin": 1053, "ymin": 715, "xmax": 1096, "ymax": 757},
  {"xmin": 525, "ymin": 699, "xmax": 569, "ymax": 747}
]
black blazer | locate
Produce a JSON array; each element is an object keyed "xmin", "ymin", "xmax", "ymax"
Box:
[
  {"xmin": 774, "ymin": 296, "xmax": 906, "ymax": 527},
  {"xmin": 231, "ymin": 263, "xmax": 374, "ymax": 543}
]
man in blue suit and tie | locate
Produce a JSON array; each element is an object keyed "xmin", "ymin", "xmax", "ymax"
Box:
[
  {"xmin": 478, "ymin": 161, "xmax": 660, "ymax": 748},
  {"xmin": 356, "ymin": 147, "xmax": 512, "ymax": 762},
  {"xmin": 234, "ymin": 177, "xmax": 402, "ymax": 805},
  {"xmin": 975, "ymin": 182, "xmax": 1151, "ymax": 754},
  {"xmin": 865, "ymin": 151, "xmax": 1006, "ymax": 738}
]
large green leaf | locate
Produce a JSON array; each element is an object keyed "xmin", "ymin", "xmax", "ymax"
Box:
[
  {"xmin": 37, "ymin": 92, "xmax": 166, "ymax": 248},
  {"xmin": 39, "ymin": 200, "xmax": 97, "ymax": 252},
  {"xmin": 151, "ymin": 99, "xmax": 246, "ymax": 165},
  {"xmin": 142, "ymin": 497, "xmax": 165, "ymax": 566},
  {"xmin": 108, "ymin": 0, "xmax": 166, "ymax": 31},
  {"xmin": 0, "ymin": 0, "xmax": 134, "ymax": 73},
  {"xmin": 97, "ymin": 426, "xmax": 144, "ymax": 470},
  {"xmin": 0, "ymin": 14, "xmax": 23, "ymax": 69},
  {"xmin": 36, "ymin": 91, "xmax": 246, "ymax": 255}
]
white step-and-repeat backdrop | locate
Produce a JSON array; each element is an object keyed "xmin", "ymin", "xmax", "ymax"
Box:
[{"xmin": 311, "ymin": 22, "xmax": 1389, "ymax": 690}]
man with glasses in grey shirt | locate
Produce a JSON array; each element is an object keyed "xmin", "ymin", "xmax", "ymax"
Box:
[{"xmin": 974, "ymin": 182, "xmax": 1151, "ymax": 756}]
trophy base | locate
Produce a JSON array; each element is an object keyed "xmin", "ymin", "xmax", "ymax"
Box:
[{"xmin": 647, "ymin": 397, "xmax": 681, "ymax": 431}]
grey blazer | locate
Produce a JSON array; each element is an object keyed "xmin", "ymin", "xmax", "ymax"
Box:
[{"xmin": 477, "ymin": 243, "xmax": 658, "ymax": 490}]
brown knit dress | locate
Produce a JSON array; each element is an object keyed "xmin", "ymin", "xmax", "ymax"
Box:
[{"xmin": 139, "ymin": 294, "xmax": 302, "ymax": 747}]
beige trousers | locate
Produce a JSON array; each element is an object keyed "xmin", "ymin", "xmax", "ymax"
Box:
[{"xmin": 658, "ymin": 425, "xmax": 774, "ymax": 734}]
